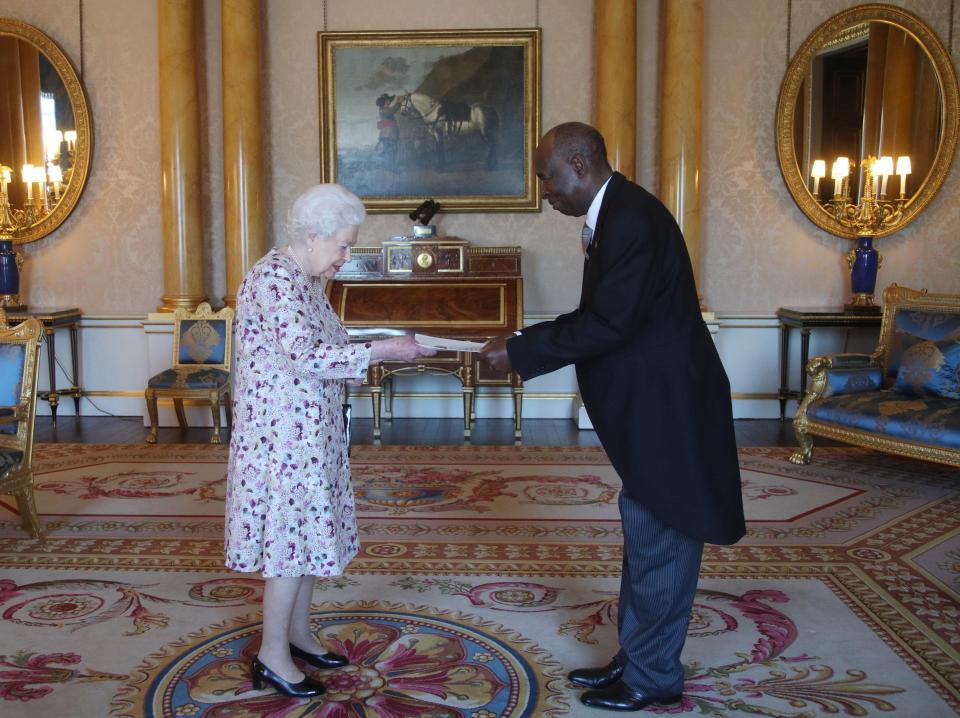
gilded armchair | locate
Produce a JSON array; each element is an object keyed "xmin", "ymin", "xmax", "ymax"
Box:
[
  {"xmin": 0, "ymin": 314, "xmax": 44, "ymax": 537},
  {"xmin": 791, "ymin": 284, "xmax": 960, "ymax": 467},
  {"xmin": 145, "ymin": 302, "xmax": 234, "ymax": 444}
]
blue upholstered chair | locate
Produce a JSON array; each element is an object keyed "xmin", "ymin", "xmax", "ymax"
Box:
[
  {"xmin": 0, "ymin": 311, "xmax": 44, "ymax": 538},
  {"xmin": 791, "ymin": 284, "xmax": 960, "ymax": 467},
  {"xmin": 145, "ymin": 302, "xmax": 234, "ymax": 444}
]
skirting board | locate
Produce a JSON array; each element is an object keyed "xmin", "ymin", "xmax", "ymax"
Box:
[{"xmin": 30, "ymin": 313, "xmax": 880, "ymax": 423}]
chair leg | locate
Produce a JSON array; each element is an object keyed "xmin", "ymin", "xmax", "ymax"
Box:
[
  {"xmin": 145, "ymin": 389, "xmax": 159, "ymax": 444},
  {"xmin": 15, "ymin": 485, "xmax": 43, "ymax": 539},
  {"xmin": 173, "ymin": 399, "xmax": 188, "ymax": 430},
  {"xmin": 789, "ymin": 424, "xmax": 814, "ymax": 464},
  {"xmin": 210, "ymin": 393, "xmax": 222, "ymax": 444},
  {"xmin": 224, "ymin": 391, "xmax": 232, "ymax": 432}
]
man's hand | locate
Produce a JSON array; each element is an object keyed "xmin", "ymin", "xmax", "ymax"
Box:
[{"xmin": 480, "ymin": 335, "xmax": 513, "ymax": 372}]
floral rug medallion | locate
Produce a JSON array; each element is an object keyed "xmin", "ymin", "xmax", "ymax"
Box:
[{"xmin": 112, "ymin": 602, "xmax": 566, "ymax": 718}]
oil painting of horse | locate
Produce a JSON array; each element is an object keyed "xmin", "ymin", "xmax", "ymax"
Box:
[{"xmin": 319, "ymin": 29, "xmax": 540, "ymax": 212}]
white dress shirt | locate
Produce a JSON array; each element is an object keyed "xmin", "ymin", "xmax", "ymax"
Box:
[{"xmin": 584, "ymin": 175, "xmax": 613, "ymax": 234}]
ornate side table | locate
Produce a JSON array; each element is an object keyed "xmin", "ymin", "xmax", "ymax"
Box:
[
  {"xmin": 776, "ymin": 307, "xmax": 882, "ymax": 420},
  {"xmin": 6, "ymin": 307, "xmax": 82, "ymax": 423},
  {"xmin": 327, "ymin": 242, "xmax": 523, "ymax": 440}
]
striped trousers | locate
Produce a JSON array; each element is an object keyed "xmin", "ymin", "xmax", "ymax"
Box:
[{"xmin": 614, "ymin": 490, "xmax": 703, "ymax": 695}]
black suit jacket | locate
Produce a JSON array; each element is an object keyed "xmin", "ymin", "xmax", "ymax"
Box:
[{"xmin": 507, "ymin": 173, "xmax": 745, "ymax": 545}]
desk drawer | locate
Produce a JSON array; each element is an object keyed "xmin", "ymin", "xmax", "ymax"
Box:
[{"xmin": 336, "ymin": 282, "xmax": 511, "ymax": 330}]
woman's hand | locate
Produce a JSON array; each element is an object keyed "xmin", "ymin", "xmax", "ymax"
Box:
[{"xmin": 370, "ymin": 335, "xmax": 437, "ymax": 363}]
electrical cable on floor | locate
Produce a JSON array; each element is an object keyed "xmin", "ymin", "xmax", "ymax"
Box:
[{"xmin": 49, "ymin": 351, "xmax": 140, "ymax": 421}]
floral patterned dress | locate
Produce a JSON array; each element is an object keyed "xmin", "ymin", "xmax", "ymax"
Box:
[{"xmin": 224, "ymin": 249, "xmax": 372, "ymax": 578}]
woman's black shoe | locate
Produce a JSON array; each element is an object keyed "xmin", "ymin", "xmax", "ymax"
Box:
[
  {"xmin": 251, "ymin": 656, "xmax": 326, "ymax": 697},
  {"xmin": 289, "ymin": 643, "xmax": 349, "ymax": 668}
]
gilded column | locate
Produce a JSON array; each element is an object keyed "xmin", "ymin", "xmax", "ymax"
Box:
[
  {"xmin": 17, "ymin": 43, "xmax": 44, "ymax": 170},
  {"xmin": 157, "ymin": 0, "xmax": 207, "ymax": 311},
  {"xmin": 658, "ymin": 0, "xmax": 704, "ymax": 303},
  {"xmin": 879, "ymin": 27, "xmax": 917, "ymax": 159},
  {"xmin": 222, "ymin": 0, "xmax": 267, "ymax": 307},
  {"xmin": 577, "ymin": 0, "xmax": 639, "ymax": 431},
  {"xmin": 0, "ymin": 39, "xmax": 28, "ymax": 207},
  {"xmin": 593, "ymin": 0, "xmax": 637, "ymax": 180}
]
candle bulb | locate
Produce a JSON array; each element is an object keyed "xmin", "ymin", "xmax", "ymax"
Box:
[
  {"xmin": 29, "ymin": 166, "xmax": 44, "ymax": 208},
  {"xmin": 48, "ymin": 165, "xmax": 62, "ymax": 200},
  {"xmin": 22, "ymin": 164, "xmax": 33, "ymax": 201},
  {"xmin": 837, "ymin": 157, "xmax": 850, "ymax": 197},
  {"xmin": 878, "ymin": 156, "xmax": 892, "ymax": 197},
  {"xmin": 896, "ymin": 155, "xmax": 911, "ymax": 196},
  {"xmin": 811, "ymin": 159, "xmax": 826, "ymax": 197}
]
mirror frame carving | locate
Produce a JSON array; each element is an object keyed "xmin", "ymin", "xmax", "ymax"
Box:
[
  {"xmin": 0, "ymin": 18, "xmax": 92, "ymax": 245},
  {"xmin": 775, "ymin": 4, "xmax": 959, "ymax": 239}
]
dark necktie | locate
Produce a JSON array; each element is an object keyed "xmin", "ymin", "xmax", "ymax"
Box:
[{"xmin": 581, "ymin": 223, "xmax": 594, "ymax": 256}]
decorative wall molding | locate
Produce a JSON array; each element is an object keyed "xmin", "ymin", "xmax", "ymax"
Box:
[{"xmin": 38, "ymin": 312, "xmax": 883, "ymax": 429}]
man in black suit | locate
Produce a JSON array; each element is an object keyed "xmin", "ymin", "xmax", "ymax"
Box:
[{"xmin": 480, "ymin": 122, "xmax": 745, "ymax": 712}]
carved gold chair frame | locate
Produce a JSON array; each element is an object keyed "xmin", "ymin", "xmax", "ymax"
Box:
[
  {"xmin": 792, "ymin": 284, "xmax": 960, "ymax": 467},
  {"xmin": 0, "ymin": 313, "xmax": 44, "ymax": 537},
  {"xmin": 145, "ymin": 302, "xmax": 234, "ymax": 444}
]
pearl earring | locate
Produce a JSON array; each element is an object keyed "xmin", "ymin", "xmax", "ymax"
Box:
[{"xmin": 307, "ymin": 247, "xmax": 314, "ymax": 253}]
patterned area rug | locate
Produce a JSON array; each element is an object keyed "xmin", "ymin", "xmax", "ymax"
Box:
[{"xmin": 0, "ymin": 444, "xmax": 957, "ymax": 717}]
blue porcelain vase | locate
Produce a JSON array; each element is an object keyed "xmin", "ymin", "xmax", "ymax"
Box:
[
  {"xmin": 848, "ymin": 236, "xmax": 879, "ymax": 307},
  {"xmin": 0, "ymin": 239, "xmax": 22, "ymax": 308}
]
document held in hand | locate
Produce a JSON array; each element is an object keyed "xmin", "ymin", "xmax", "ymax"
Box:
[{"xmin": 414, "ymin": 334, "xmax": 486, "ymax": 352}]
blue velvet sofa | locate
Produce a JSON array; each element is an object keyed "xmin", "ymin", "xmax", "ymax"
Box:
[{"xmin": 790, "ymin": 284, "xmax": 960, "ymax": 468}]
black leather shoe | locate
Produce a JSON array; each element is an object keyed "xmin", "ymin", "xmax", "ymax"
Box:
[
  {"xmin": 567, "ymin": 659, "xmax": 624, "ymax": 689},
  {"xmin": 581, "ymin": 681, "xmax": 682, "ymax": 712},
  {"xmin": 289, "ymin": 643, "xmax": 349, "ymax": 669},
  {"xmin": 251, "ymin": 656, "xmax": 326, "ymax": 697}
]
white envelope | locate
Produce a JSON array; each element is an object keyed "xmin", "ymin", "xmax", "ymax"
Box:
[{"xmin": 414, "ymin": 333, "xmax": 486, "ymax": 352}]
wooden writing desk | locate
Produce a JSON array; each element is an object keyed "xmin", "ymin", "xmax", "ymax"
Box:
[{"xmin": 326, "ymin": 241, "xmax": 523, "ymax": 440}]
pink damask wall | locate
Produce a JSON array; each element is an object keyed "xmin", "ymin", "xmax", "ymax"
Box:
[{"xmin": 4, "ymin": 0, "xmax": 959, "ymax": 315}]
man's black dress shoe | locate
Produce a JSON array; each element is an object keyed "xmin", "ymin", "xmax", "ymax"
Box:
[
  {"xmin": 581, "ymin": 681, "xmax": 682, "ymax": 712},
  {"xmin": 289, "ymin": 643, "xmax": 349, "ymax": 669},
  {"xmin": 567, "ymin": 659, "xmax": 624, "ymax": 689},
  {"xmin": 251, "ymin": 656, "xmax": 326, "ymax": 697}
]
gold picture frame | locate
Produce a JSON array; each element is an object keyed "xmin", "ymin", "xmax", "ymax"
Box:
[
  {"xmin": 775, "ymin": 4, "xmax": 959, "ymax": 239},
  {"xmin": 318, "ymin": 28, "xmax": 541, "ymax": 213},
  {"xmin": 0, "ymin": 18, "xmax": 93, "ymax": 244}
]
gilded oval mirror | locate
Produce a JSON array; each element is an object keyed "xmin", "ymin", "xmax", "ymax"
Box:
[
  {"xmin": 0, "ymin": 18, "xmax": 92, "ymax": 244},
  {"xmin": 776, "ymin": 4, "xmax": 958, "ymax": 239}
]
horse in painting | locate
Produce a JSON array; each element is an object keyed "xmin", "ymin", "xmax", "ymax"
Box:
[{"xmin": 400, "ymin": 91, "xmax": 499, "ymax": 170}]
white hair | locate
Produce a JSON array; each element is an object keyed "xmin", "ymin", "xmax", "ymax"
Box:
[{"xmin": 282, "ymin": 184, "xmax": 366, "ymax": 247}]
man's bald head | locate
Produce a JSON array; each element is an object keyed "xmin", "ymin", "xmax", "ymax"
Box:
[
  {"xmin": 535, "ymin": 122, "xmax": 613, "ymax": 217},
  {"xmin": 547, "ymin": 122, "xmax": 610, "ymax": 171}
]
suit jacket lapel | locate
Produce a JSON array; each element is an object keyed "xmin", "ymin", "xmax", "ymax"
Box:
[
  {"xmin": 579, "ymin": 172, "xmax": 624, "ymax": 309},
  {"xmin": 591, "ymin": 172, "xmax": 623, "ymax": 250}
]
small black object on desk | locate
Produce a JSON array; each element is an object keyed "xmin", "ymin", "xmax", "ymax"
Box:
[{"xmin": 409, "ymin": 199, "xmax": 439, "ymax": 226}]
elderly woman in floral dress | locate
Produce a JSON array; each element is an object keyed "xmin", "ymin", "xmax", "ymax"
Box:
[{"xmin": 224, "ymin": 184, "xmax": 435, "ymax": 698}]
